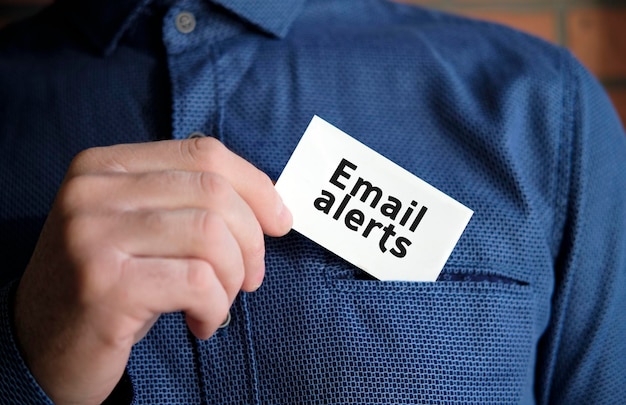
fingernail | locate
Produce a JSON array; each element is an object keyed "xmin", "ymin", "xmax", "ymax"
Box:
[
  {"xmin": 250, "ymin": 279, "xmax": 264, "ymax": 292},
  {"xmin": 276, "ymin": 193, "xmax": 291, "ymax": 218},
  {"xmin": 278, "ymin": 201, "xmax": 293, "ymax": 229}
]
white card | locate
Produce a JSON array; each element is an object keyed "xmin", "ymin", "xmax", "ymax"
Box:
[{"xmin": 275, "ymin": 116, "xmax": 473, "ymax": 282}]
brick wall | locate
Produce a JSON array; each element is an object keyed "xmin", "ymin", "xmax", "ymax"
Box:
[
  {"xmin": 399, "ymin": 0, "xmax": 626, "ymax": 127},
  {"xmin": 1, "ymin": 0, "xmax": 626, "ymax": 126}
]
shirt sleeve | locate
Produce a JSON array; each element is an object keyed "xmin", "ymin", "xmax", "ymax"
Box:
[
  {"xmin": 0, "ymin": 281, "xmax": 54, "ymax": 403},
  {"xmin": 535, "ymin": 50, "xmax": 626, "ymax": 403}
]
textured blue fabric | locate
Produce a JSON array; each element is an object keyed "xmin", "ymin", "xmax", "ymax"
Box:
[{"xmin": 1, "ymin": 0, "xmax": 625, "ymax": 403}]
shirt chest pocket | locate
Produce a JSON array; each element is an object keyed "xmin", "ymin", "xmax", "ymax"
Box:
[{"xmin": 253, "ymin": 255, "xmax": 537, "ymax": 403}]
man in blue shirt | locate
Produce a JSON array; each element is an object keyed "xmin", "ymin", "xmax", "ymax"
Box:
[{"xmin": 1, "ymin": 0, "xmax": 625, "ymax": 403}]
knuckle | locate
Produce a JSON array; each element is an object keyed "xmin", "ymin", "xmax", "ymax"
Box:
[
  {"xmin": 186, "ymin": 260, "xmax": 215, "ymax": 293},
  {"xmin": 227, "ymin": 264, "xmax": 245, "ymax": 293},
  {"xmin": 136, "ymin": 170, "xmax": 183, "ymax": 196},
  {"xmin": 197, "ymin": 209, "xmax": 226, "ymax": 236},
  {"xmin": 221, "ymin": 253, "xmax": 245, "ymax": 295},
  {"xmin": 60, "ymin": 215, "xmax": 119, "ymax": 305},
  {"xmin": 69, "ymin": 148, "xmax": 97, "ymax": 175},
  {"xmin": 254, "ymin": 170, "xmax": 274, "ymax": 190},
  {"xmin": 184, "ymin": 137, "xmax": 227, "ymax": 171},
  {"xmin": 57, "ymin": 175, "xmax": 97, "ymax": 213},
  {"xmin": 63, "ymin": 213, "xmax": 94, "ymax": 251},
  {"xmin": 247, "ymin": 230, "xmax": 266, "ymax": 262},
  {"xmin": 186, "ymin": 260, "xmax": 239, "ymax": 314},
  {"xmin": 195, "ymin": 212, "xmax": 246, "ymax": 294},
  {"xmin": 197, "ymin": 172, "xmax": 231, "ymax": 201},
  {"xmin": 138, "ymin": 211, "xmax": 167, "ymax": 234},
  {"xmin": 74, "ymin": 250, "xmax": 114, "ymax": 306},
  {"xmin": 70, "ymin": 146, "xmax": 126, "ymax": 175}
]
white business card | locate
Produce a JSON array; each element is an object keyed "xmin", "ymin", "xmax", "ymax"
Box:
[{"xmin": 275, "ymin": 116, "xmax": 473, "ymax": 281}]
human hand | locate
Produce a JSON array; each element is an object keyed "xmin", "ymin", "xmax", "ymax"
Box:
[{"xmin": 13, "ymin": 138, "xmax": 292, "ymax": 404}]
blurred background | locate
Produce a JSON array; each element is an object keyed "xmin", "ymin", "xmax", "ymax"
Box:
[{"xmin": 1, "ymin": 0, "xmax": 625, "ymax": 126}]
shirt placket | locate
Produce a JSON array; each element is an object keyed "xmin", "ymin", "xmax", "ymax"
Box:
[{"xmin": 161, "ymin": 1, "xmax": 259, "ymax": 402}]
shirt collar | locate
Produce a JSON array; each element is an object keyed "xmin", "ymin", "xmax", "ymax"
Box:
[{"xmin": 55, "ymin": 0, "xmax": 306, "ymax": 55}]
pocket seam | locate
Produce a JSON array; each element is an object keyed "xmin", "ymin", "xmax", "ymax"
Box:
[{"xmin": 323, "ymin": 262, "xmax": 531, "ymax": 293}]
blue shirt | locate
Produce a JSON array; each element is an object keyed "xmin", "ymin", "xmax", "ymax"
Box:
[{"xmin": 1, "ymin": 0, "xmax": 625, "ymax": 403}]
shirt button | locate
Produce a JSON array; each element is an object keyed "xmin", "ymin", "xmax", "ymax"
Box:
[
  {"xmin": 218, "ymin": 311, "xmax": 231, "ymax": 329},
  {"xmin": 187, "ymin": 131, "xmax": 206, "ymax": 139},
  {"xmin": 175, "ymin": 11, "xmax": 196, "ymax": 34}
]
